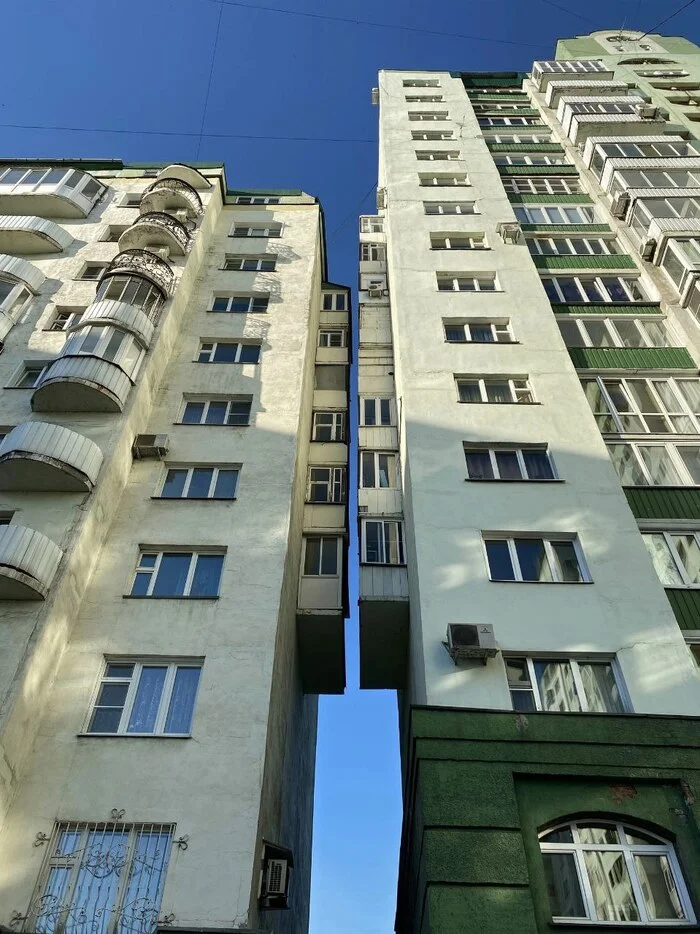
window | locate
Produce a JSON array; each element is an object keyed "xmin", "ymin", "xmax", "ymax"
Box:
[
  {"xmin": 542, "ymin": 276, "xmax": 647, "ymax": 304},
  {"xmin": 179, "ymin": 396, "xmax": 252, "ymax": 426},
  {"xmin": 503, "ymin": 176, "xmax": 581, "ymax": 195},
  {"xmin": 210, "ymin": 294, "xmax": 269, "ymax": 313},
  {"xmin": 643, "ymin": 530, "xmax": 700, "ymax": 588},
  {"xmin": 28, "ymin": 822, "xmax": 173, "ymax": 932},
  {"xmin": 312, "ymin": 411, "xmax": 345, "ymax": 442},
  {"xmin": 540, "ymin": 820, "xmax": 694, "ymax": 924},
  {"xmin": 416, "ymin": 150, "xmax": 460, "ymax": 160},
  {"xmin": 318, "ymin": 329, "xmax": 346, "ymax": 348},
  {"xmin": 607, "ymin": 442, "xmax": 700, "ymax": 486},
  {"xmin": 235, "ymin": 195, "xmax": 279, "ymax": 204},
  {"xmin": 424, "ymin": 201, "xmax": 477, "ymax": 215},
  {"xmin": 314, "ymin": 365, "xmax": 346, "ymax": 390},
  {"xmin": 493, "ymin": 154, "xmax": 566, "ymax": 166},
  {"xmin": 419, "ymin": 174, "xmax": 468, "ymax": 187},
  {"xmin": 406, "ymin": 95, "xmax": 443, "ymax": 103},
  {"xmin": 506, "ymin": 657, "xmax": 626, "ymax": 712},
  {"xmin": 360, "ymin": 243, "xmax": 385, "ymax": 261},
  {"xmin": 619, "ymin": 169, "xmax": 700, "ymax": 190},
  {"xmin": 408, "ymin": 111, "xmax": 449, "ymax": 121},
  {"xmin": 514, "ymin": 205, "xmax": 596, "ymax": 225},
  {"xmin": 303, "ymin": 536, "xmax": 339, "ymax": 575},
  {"xmin": 527, "ymin": 236, "xmax": 619, "ymax": 256},
  {"xmin": 438, "ymin": 273, "xmax": 498, "ymax": 292},
  {"xmin": 660, "ymin": 239, "xmax": 700, "ymax": 292},
  {"xmin": 223, "ymin": 254, "xmax": 277, "ymax": 271},
  {"xmin": 483, "ymin": 133, "xmax": 552, "ymax": 144},
  {"xmin": 464, "ymin": 444, "xmax": 555, "ymax": 480},
  {"xmin": 472, "ymin": 102, "xmax": 533, "ymax": 113},
  {"xmin": 582, "ymin": 377, "xmax": 700, "ymax": 434},
  {"xmin": 484, "ymin": 534, "xmax": 590, "ymax": 582},
  {"xmin": 431, "ymin": 233, "xmax": 487, "ymax": 250},
  {"xmin": 360, "ymin": 216, "xmax": 384, "ymax": 233},
  {"xmin": 457, "ymin": 376, "xmax": 534, "ymax": 404},
  {"xmin": 87, "ymin": 660, "xmax": 202, "ymax": 734},
  {"xmin": 445, "ymin": 321, "xmax": 512, "ymax": 343},
  {"xmin": 362, "ymin": 519, "xmax": 405, "ymax": 565},
  {"xmin": 197, "ymin": 341, "xmax": 261, "ymax": 363},
  {"xmin": 9, "ymin": 361, "xmax": 50, "ymax": 388},
  {"xmin": 96, "ymin": 275, "xmax": 163, "ymax": 316},
  {"xmin": 231, "ymin": 224, "xmax": 281, "ymax": 238},
  {"xmin": 637, "ymin": 68, "xmax": 689, "ymax": 77},
  {"xmin": 129, "ymin": 550, "xmax": 225, "ymax": 597},
  {"xmin": 158, "ymin": 466, "xmax": 239, "ymax": 499},
  {"xmin": 403, "ymin": 78, "xmax": 440, "ymax": 87},
  {"xmin": 361, "ymin": 452, "xmax": 398, "ymax": 489},
  {"xmin": 46, "ymin": 307, "xmax": 83, "ymax": 332},
  {"xmin": 322, "ymin": 292, "xmax": 348, "ymax": 311},
  {"xmin": 0, "ymin": 511, "xmax": 14, "ymax": 525},
  {"xmin": 307, "ymin": 466, "xmax": 346, "ymax": 503},
  {"xmin": 62, "ymin": 326, "xmax": 144, "ymax": 378},
  {"xmin": 0, "ymin": 277, "xmax": 32, "ymax": 323},
  {"xmin": 533, "ymin": 59, "xmax": 607, "ymax": 76},
  {"xmin": 412, "ymin": 130, "xmax": 454, "ymax": 140},
  {"xmin": 78, "ymin": 263, "xmax": 107, "ymax": 281},
  {"xmin": 361, "ymin": 397, "xmax": 393, "ymax": 426},
  {"xmin": 102, "ymin": 225, "xmax": 128, "ymax": 243},
  {"xmin": 559, "ymin": 317, "xmax": 675, "ymax": 350},
  {"xmin": 0, "ymin": 166, "xmax": 104, "ymax": 201},
  {"xmin": 478, "ymin": 116, "xmax": 542, "ymax": 126}
]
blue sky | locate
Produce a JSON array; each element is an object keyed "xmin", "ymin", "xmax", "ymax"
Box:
[{"xmin": 4, "ymin": 0, "xmax": 699, "ymax": 930}]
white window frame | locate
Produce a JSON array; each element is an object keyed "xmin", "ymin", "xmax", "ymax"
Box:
[
  {"xmin": 411, "ymin": 131, "xmax": 454, "ymax": 141},
  {"xmin": 419, "ymin": 174, "xmax": 468, "ymax": 187},
  {"xmin": 307, "ymin": 465, "xmax": 346, "ymax": 503},
  {"xmin": 223, "ymin": 254, "xmax": 277, "ymax": 271},
  {"xmin": 62, "ymin": 326, "xmax": 144, "ymax": 377},
  {"xmin": 483, "ymin": 133, "xmax": 552, "ymax": 144},
  {"xmin": 235, "ymin": 195, "xmax": 279, "ymax": 205},
  {"xmin": 78, "ymin": 262, "xmax": 108, "ymax": 281},
  {"xmin": 318, "ymin": 328, "xmax": 347, "ymax": 348},
  {"xmin": 8, "ymin": 360, "xmax": 52, "ymax": 389},
  {"xmin": 559, "ymin": 317, "xmax": 675, "ymax": 350},
  {"xmin": 361, "ymin": 519, "xmax": 406, "ymax": 565},
  {"xmin": 513, "ymin": 204, "xmax": 597, "ymax": 224},
  {"xmin": 431, "ymin": 234, "xmax": 487, "ymax": 250},
  {"xmin": 0, "ymin": 277, "xmax": 33, "ymax": 323},
  {"xmin": 196, "ymin": 341, "xmax": 261, "ymax": 364},
  {"xmin": 424, "ymin": 201, "xmax": 478, "ymax": 215},
  {"xmin": 456, "ymin": 376, "xmax": 534, "ymax": 404},
  {"xmin": 542, "ymin": 275, "xmax": 647, "ymax": 303},
  {"xmin": 539, "ymin": 820, "xmax": 696, "ymax": 925},
  {"xmin": 408, "ymin": 111, "xmax": 449, "ymax": 121},
  {"xmin": 230, "ymin": 224, "xmax": 282, "ymax": 238},
  {"xmin": 406, "ymin": 95, "xmax": 443, "ymax": 103},
  {"xmin": 583, "ymin": 376, "xmax": 700, "ymax": 435},
  {"xmin": 209, "ymin": 294, "xmax": 269, "ymax": 313},
  {"xmin": 302, "ymin": 536, "xmax": 341, "ymax": 577},
  {"xmin": 179, "ymin": 396, "xmax": 252, "ymax": 426},
  {"xmin": 403, "ymin": 79, "xmax": 440, "ymax": 88},
  {"xmin": 526, "ymin": 236, "xmax": 618, "ymax": 256},
  {"xmin": 360, "ymin": 216, "xmax": 384, "ymax": 233},
  {"xmin": 504, "ymin": 655, "xmax": 629, "ymax": 712},
  {"xmin": 472, "ymin": 102, "xmax": 533, "ymax": 113},
  {"xmin": 360, "ymin": 243, "xmax": 386, "ymax": 261},
  {"xmin": 360, "ymin": 451, "xmax": 399, "ymax": 489},
  {"xmin": 47, "ymin": 308, "xmax": 83, "ymax": 332},
  {"xmin": 642, "ymin": 529, "xmax": 700, "ymax": 588},
  {"xmin": 129, "ymin": 549, "xmax": 225, "ymax": 597},
  {"xmin": 85, "ymin": 659, "xmax": 204, "ymax": 735},
  {"xmin": 607, "ymin": 441, "xmax": 700, "ymax": 486},
  {"xmin": 478, "ymin": 116, "xmax": 542, "ymax": 126},
  {"xmin": 360, "ymin": 396, "xmax": 394, "ymax": 426},
  {"xmin": 502, "ymin": 176, "xmax": 581, "ymax": 195},
  {"xmin": 322, "ymin": 292, "xmax": 348, "ymax": 311},
  {"xmin": 312, "ymin": 410, "xmax": 345, "ymax": 442},
  {"xmin": 483, "ymin": 534, "xmax": 591, "ymax": 582},
  {"xmin": 157, "ymin": 465, "xmax": 240, "ymax": 500},
  {"xmin": 444, "ymin": 321, "xmax": 513, "ymax": 343},
  {"xmin": 416, "ymin": 150, "xmax": 460, "ymax": 161},
  {"xmin": 437, "ymin": 274, "xmax": 499, "ymax": 291},
  {"xmin": 463, "ymin": 444, "xmax": 556, "ymax": 480}
]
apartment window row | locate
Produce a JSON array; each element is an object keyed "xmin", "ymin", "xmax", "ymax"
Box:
[
  {"xmin": 483, "ymin": 133, "xmax": 552, "ymax": 145},
  {"xmin": 130, "ymin": 549, "xmax": 225, "ymax": 598},
  {"xmin": 660, "ymin": 239, "xmax": 700, "ymax": 293},
  {"xmin": 484, "ymin": 534, "xmax": 589, "ymax": 583},
  {"xmin": 408, "ymin": 111, "xmax": 449, "ymax": 121},
  {"xmin": 307, "ymin": 466, "xmax": 346, "ymax": 503},
  {"xmin": 416, "ymin": 150, "xmax": 460, "ymax": 161},
  {"xmin": 444, "ymin": 320, "xmax": 512, "ymax": 343},
  {"xmin": 210, "ymin": 294, "xmax": 269, "ymax": 313},
  {"xmin": 644, "ymin": 530, "xmax": 700, "ymax": 588},
  {"xmin": 570, "ymin": 101, "xmax": 639, "ymax": 116},
  {"xmin": 542, "ymin": 275, "xmax": 646, "ymax": 304},
  {"xmin": 406, "ymin": 94, "xmax": 443, "ymax": 103},
  {"xmin": 318, "ymin": 328, "xmax": 346, "ymax": 348},
  {"xmin": 618, "ymin": 168, "xmax": 700, "ymax": 190},
  {"xmin": 608, "ymin": 441, "xmax": 700, "ymax": 486},
  {"xmin": 431, "ymin": 233, "xmax": 486, "ymax": 250},
  {"xmin": 472, "ymin": 102, "xmax": 533, "ymax": 113},
  {"xmin": 424, "ymin": 201, "xmax": 478, "ymax": 215},
  {"xmin": 403, "ymin": 78, "xmax": 440, "ymax": 87},
  {"xmin": 197, "ymin": 341, "xmax": 260, "ymax": 364},
  {"xmin": 47, "ymin": 307, "xmax": 83, "ymax": 331},
  {"xmin": 558, "ymin": 316, "xmax": 675, "ymax": 350},
  {"xmin": 502, "ymin": 176, "xmax": 581, "ymax": 195},
  {"xmin": 478, "ymin": 116, "xmax": 542, "ymax": 127},
  {"xmin": 234, "ymin": 195, "xmax": 279, "ymax": 204},
  {"xmin": 360, "ymin": 397, "xmax": 394, "ymax": 426},
  {"xmin": 0, "ymin": 276, "xmax": 33, "ymax": 324},
  {"xmin": 507, "ymin": 656, "xmax": 624, "ymax": 713},
  {"xmin": 583, "ymin": 376, "xmax": 700, "ymax": 435},
  {"xmin": 437, "ymin": 273, "xmax": 498, "ymax": 292},
  {"xmin": 419, "ymin": 174, "xmax": 468, "ymax": 187},
  {"xmin": 493, "ymin": 154, "xmax": 567, "ymax": 166},
  {"xmin": 514, "ymin": 204, "xmax": 597, "ymax": 225},
  {"xmin": 360, "ymin": 452, "xmax": 398, "ymax": 489},
  {"xmin": 464, "ymin": 444, "xmax": 555, "ymax": 481},
  {"xmin": 457, "ymin": 376, "xmax": 534, "ymax": 404},
  {"xmin": 223, "ymin": 254, "xmax": 277, "ymax": 271},
  {"xmin": 323, "ymin": 291, "xmax": 348, "ymax": 310},
  {"xmin": 230, "ymin": 225, "xmax": 282, "ymax": 238},
  {"xmin": 312, "ymin": 410, "xmax": 345, "ymax": 442},
  {"xmin": 360, "ymin": 243, "xmax": 385, "ymax": 261},
  {"xmin": 159, "ymin": 465, "xmax": 239, "ymax": 500},
  {"xmin": 180, "ymin": 396, "xmax": 252, "ymax": 426},
  {"xmin": 411, "ymin": 130, "xmax": 454, "ymax": 140},
  {"xmin": 526, "ymin": 235, "xmax": 619, "ymax": 256},
  {"xmin": 534, "ymin": 60, "xmax": 608, "ymax": 75}
]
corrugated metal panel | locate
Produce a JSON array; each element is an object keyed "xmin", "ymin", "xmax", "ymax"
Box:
[
  {"xmin": 0, "ymin": 422, "xmax": 103, "ymax": 490},
  {"xmin": 521, "ymin": 223, "xmax": 612, "ymax": 233},
  {"xmin": 569, "ymin": 347, "xmax": 696, "ymax": 369},
  {"xmin": 0, "ymin": 215, "xmax": 72, "ymax": 252},
  {"xmin": 0, "ymin": 253, "xmax": 44, "ymax": 292},
  {"xmin": 533, "ymin": 255, "xmax": 637, "ymax": 270},
  {"xmin": 624, "ymin": 487, "xmax": 700, "ymax": 520},
  {"xmin": 32, "ymin": 356, "xmax": 132, "ymax": 412},
  {"xmin": 78, "ymin": 300, "xmax": 154, "ymax": 347},
  {"xmin": 358, "ymin": 488, "xmax": 403, "ymax": 515},
  {"xmin": 497, "ymin": 165, "xmax": 579, "ymax": 176},
  {"xmin": 552, "ymin": 302, "xmax": 662, "ymax": 315},
  {"xmin": 486, "ymin": 143, "xmax": 565, "ymax": 153},
  {"xmin": 0, "ymin": 524, "xmax": 62, "ymax": 599},
  {"xmin": 508, "ymin": 193, "xmax": 593, "ymax": 204},
  {"xmin": 664, "ymin": 589, "xmax": 700, "ymax": 631},
  {"xmin": 360, "ymin": 565, "xmax": 410, "ymax": 600}
]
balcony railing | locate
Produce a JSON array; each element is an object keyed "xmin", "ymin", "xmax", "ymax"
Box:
[
  {"xmin": 102, "ymin": 249, "xmax": 174, "ymax": 297},
  {"xmin": 141, "ymin": 177, "xmax": 203, "ymax": 217},
  {"xmin": 118, "ymin": 211, "xmax": 191, "ymax": 255}
]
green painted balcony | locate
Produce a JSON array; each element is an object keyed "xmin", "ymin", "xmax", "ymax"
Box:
[
  {"xmin": 532, "ymin": 254, "xmax": 637, "ymax": 270},
  {"xmin": 486, "ymin": 142, "xmax": 565, "ymax": 152},
  {"xmin": 520, "ymin": 223, "xmax": 611, "ymax": 233},
  {"xmin": 508, "ymin": 193, "xmax": 593, "ymax": 204},
  {"xmin": 664, "ymin": 589, "xmax": 700, "ymax": 632},
  {"xmin": 497, "ymin": 165, "xmax": 579, "ymax": 176},
  {"xmin": 553, "ymin": 302, "xmax": 661, "ymax": 315},
  {"xmin": 568, "ymin": 346, "xmax": 696, "ymax": 370},
  {"xmin": 624, "ymin": 487, "xmax": 700, "ymax": 521}
]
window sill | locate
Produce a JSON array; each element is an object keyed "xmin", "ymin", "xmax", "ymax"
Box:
[
  {"xmin": 446, "ymin": 340, "xmax": 521, "ymax": 345},
  {"xmin": 122, "ymin": 595, "xmax": 220, "ymax": 600},
  {"xmin": 489, "ymin": 578, "xmax": 593, "ymax": 584},
  {"xmin": 360, "ymin": 562, "xmax": 407, "ymax": 568},
  {"xmin": 549, "ymin": 922, "xmax": 694, "ymax": 930},
  {"xmin": 206, "ymin": 310, "xmax": 267, "ymax": 314},
  {"xmin": 174, "ymin": 422, "xmax": 250, "ymax": 428},
  {"xmin": 77, "ymin": 732, "xmax": 191, "ymax": 739},
  {"xmin": 465, "ymin": 477, "xmax": 564, "ymax": 483},
  {"xmin": 150, "ymin": 496, "xmax": 237, "ymax": 502},
  {"xmin": 457, "ymin": 401, "xmax": 542, "ymax": 405}
]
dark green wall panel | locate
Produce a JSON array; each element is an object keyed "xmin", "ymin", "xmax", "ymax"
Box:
[
  {"xmin": 425, "ymin": 887, "xmax": 538, "ymax": 934},
  {"xmin": 486, "ymin": 143, "xmax": 564, "ymax": 152},
  {"xmin": 521, "ymin": 223, "xmax": 611, "ymax": 233},
  {"xmin": 553, "ymin": 302, "xmax": 661, "ymax": 315},
  {"xmin": 424, "ymin": 829, "xmax": 528, "ymax": 885},
  {"xmin": 624, "ymin": 487, "xmax": 700, "ymax": 520},
  {"xmin": 665, "ymin": 588, "xmax": 700, "ymax": 630},
  {"xmin": 568, "ymin": 347, "xmax": 696, "ymax": 369},
  {"xmin": 508, "ymin": 193, "xmax": 593, "ymax": 204},
  {"xmin": 532, "ymin": 254, "xmax": 637, "ymax": 270},
  {"xmin": 497, "ymin": 165, "xmax": 579, "ymax": 176}
]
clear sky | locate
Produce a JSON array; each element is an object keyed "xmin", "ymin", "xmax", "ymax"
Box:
[{"xmin": 3, "ymin": 1, "xmax": 699, "ymax": 931}]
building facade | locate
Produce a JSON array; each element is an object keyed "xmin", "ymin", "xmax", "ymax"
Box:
[
  {"xmin": 360, "ymin": 32, "xmax": 700, "ymax": 934},
  {"xmin": 0, "ymin": 160, "xmax": 349, "ymax": 932}
]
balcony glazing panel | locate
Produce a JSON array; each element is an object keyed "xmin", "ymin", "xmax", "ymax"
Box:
[
  {"xmin": 102, "ymin": 249, "xmax": 174, "ymax": 297},
  {"xmin": 32, "ymin": 356, "xmax": 133, "ymax": 413},
  {"xmin": 75, "ymin": 299, "xmax": 155, "ymax": 347},
  {"xmin": 0, "ymin": 166, "xmax": 104, "ymax": 217},
  {"xmin": 0, "ymin": 422, "xmax": 102, "ymax": 491},
  {"xmin": 0, "ymin": 215, "xmax": 72, "ymax": 254},
  {"xmin": 0, "ymin": 524, "xmax": 62, "ymax": 599}
]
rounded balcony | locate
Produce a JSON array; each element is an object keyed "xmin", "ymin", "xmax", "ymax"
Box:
[
  {"xmin": 0, "ymin": 215, "xmax": 72, "ymax": 254},
  {"xmin": 155, "ymin": 163, "xmax": 212, "ymax": 191},
  {"xmin": 101, "ymin": 249, "xmax": 174, "ymax": 297},
  {"xmin": 0, "ymin": 524, "xmax": 63, "ymax": 600},
  {"xmin": 0, "ymin": 422, "xmax": 103, "ymax": 492},
  {"xmin": 140, "ymin": 177, "xmax": 203, "ymax": 219},
  {"xmin": 0, "ymin": 166, "xmax": 105, "ymax": 218},
  {"xmin": 32, "ymin": 355, "xmax": 134, "ymax": 413},
  {"xmin": 0, "ymin": 253, "xmax": 44, "ymax": 342},
  {"xmin": 74, "ymin": 299, "xmax": 155, "ymax": 347},
  {"xmin": 118, "ymin": 212, "xmax": 191, "ymax": 256}
]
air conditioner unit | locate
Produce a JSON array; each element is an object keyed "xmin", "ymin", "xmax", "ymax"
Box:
[
  {"xmin": 132, "ymin": 434, "xmax": 169, "ymax": 459},
  {"xmin": 611, "ymin": 192, "xmax": 630, "ymax": 218},
  {"xmin": 640, "ymin": 237, "xmax": 657, "ymax": 261},
  {"xmin": 259, "ymin": 842, "xmax": 293, "ymax": 910},
  {"xmin": 634, "ymin": 103, "xmax": 659, "ymax": 119},
  {"xmin": 265, "ymin": 859, "xmax": 288, "ymax": 896},
  {"xmin": 371, "ymin": 87, "xmax": 379, "ymax": 105},
  {"xmin": 496, "ymin": 221, "xmax": 522, "ymax": 245},
  {"xmin": 367, "ymin": 286, "xmax": 385, "ymax": 298},
  {"xmin": 376, "ymin": 187, "xmax": 387, "ymax": 210},
  {"xmin": 445, "ymin": 623, "xmax": 498, "ymax": 663},
  {"xmin": 358, "ymin": 505, "xmax": 368, "ymax": 514}
]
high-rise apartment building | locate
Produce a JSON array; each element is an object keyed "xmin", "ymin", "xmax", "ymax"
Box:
[
  {"xmin": 359, "ymin": 31, "xmax": 700, "ymax": 934},
  {"xmin": 0, "ymin": 160, "xmax": 349, "ymax": 931}
]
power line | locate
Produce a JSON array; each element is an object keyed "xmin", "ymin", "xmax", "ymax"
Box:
[
  {"xmin": 328, "ymin": 183, "xmax": 377, "ymax": 241},
  {"xmin": 0, "ymin": 121, "xmax": 377, "ymax": 144},
  {"xmin": 537, "ymin": 0, "xmax": 600, "ymax": 28},
  {"xmin": 638, "ymin": 0, "xmax": 697, "ymax": 39},
  {"xmin": 195, "ymin": 0, "xmax": 224, "ymax": 159},
  {"xmin": 199, "ymin": 0, "xmax": 549, "ymax": 49}
]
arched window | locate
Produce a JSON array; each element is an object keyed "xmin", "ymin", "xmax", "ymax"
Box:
[
  {"xmin": 540, "ymin": 820, "xmax": 695, "ymax": 924},
  {"xmin": 619, "ymin": 57, "xmax": 678, "ymax": 65}
]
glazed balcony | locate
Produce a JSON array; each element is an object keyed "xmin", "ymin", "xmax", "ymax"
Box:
[
  {"xmin": 102, "ymin": 249, "xmax": 174, "ymax": 297},
  {"xmin": 118, "ymin": 212, "xmax": 191, "ymax": 256},
  {"xmin": 0, "ymin": 166, "xmax": 104, "ymax": 218},
  {"xmin": 140, "ymin": 177, "xmax": 202, "ymax": 219},
  {"xmin": 0, "ymin": 524, "xmax": 63, "ymax": 600},
  {"xmin": 32, "ymin": 355, "xmax": 134, "ymax": 413},
  {"xmin": 531, "ymin": 60, "xmax": 613, "ymax": 92},
  {"xmin": 154, "ymin": 163, "xmax": 212, "ymax": 191},
  {"xmin": 0, "ymin": 422, "xmax": 103, "ymax": 492},
  {"xmin": 0, "ymin": 215, "xmax": 72, "ymax": 254},
  {"xmin": 75, "ymin": 299, "xmax": 155, "ymax": 347},
  {"xmin": 0, "ymin": 254, "xmax": 44, "ymax": 342}
]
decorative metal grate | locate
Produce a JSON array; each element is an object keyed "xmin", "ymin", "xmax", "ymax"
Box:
[
  {"xmin": 127, "ymin": 213, "xmax": 191, "ymax": 253},
  {"xmin": 104, "ymin": 250, "xmax": 174, "ymax": 297},
  {"xmin": 22, "ymin": 821, "xmax": 174, "ymax": 934},
  {"xmin": 142, "ymin": 178, "xmax": 202, "ymax": 216}
]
